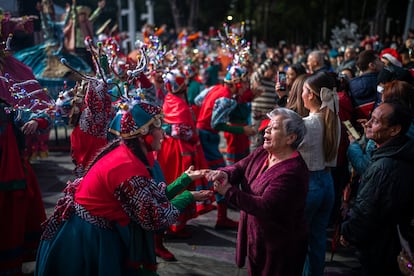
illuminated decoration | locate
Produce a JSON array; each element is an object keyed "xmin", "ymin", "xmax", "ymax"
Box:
[{"xmin": 218, "ymin": 22, "xmax": 251, "ymax": 68}]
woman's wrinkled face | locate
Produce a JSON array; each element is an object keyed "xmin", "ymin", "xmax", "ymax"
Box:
[{"xmin": 263, "ymin": 115, "xmax": 290, "ymax": 152}]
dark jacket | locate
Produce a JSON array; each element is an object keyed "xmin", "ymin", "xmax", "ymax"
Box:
[
  {"xmin": 349, "ymin": 72, "xmax": 378, "ymax": 119},
  {"xmin": 341, "ymin": 136, "xmax": 414, "ymax": 275}
]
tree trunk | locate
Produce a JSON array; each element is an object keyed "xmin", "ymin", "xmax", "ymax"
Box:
[
  {"xmin": 188, "ymin": 0, "xmax": 199, "ymax": 31},
  {"xmin": 263, "ymin": 0, "xmax": 270, "ymax": 41},
  {"xmin": 168, "ymin": 0, "xmax": 183, "ymax": 31},
  {"xmin": 373, "ymin": 0, "xmax": 390, "ymax": 38}
]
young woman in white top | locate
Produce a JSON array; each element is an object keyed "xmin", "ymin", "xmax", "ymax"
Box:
[{"xmin": 299, "ymin": 72, "xmax": 341, "ymax": 276}]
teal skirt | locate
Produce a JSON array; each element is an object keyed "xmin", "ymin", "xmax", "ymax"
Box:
[{"xmin": 35, "ymin": 214, "xmax": 158, "ymax": 276}]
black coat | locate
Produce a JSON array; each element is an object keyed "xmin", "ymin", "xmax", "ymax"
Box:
[{"xmin": 341, "ymin": 136, "xmax": 414, "ymax": 276}]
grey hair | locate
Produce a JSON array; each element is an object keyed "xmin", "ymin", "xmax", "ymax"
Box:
[
  {"xmin": 267, "ymin": 107, "xmax": 306, "ymax": 149},
  {"xmin": 309, "ymin": 50, "xmax": 325, "ymax": 66}
]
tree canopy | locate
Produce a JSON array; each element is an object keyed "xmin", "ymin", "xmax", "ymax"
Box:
[{"xmin": 52, "ymin": 0, "xmax": 409, "ymax": 48}]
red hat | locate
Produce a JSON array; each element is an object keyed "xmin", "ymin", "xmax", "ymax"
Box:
[{"xmin": 380, "ymin": 48, "xmax": 402, "ymax": 63}]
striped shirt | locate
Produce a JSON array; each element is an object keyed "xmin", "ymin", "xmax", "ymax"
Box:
[{"xmin": 251, "ymin": 77, "xmax": 277, "ymax": 115}]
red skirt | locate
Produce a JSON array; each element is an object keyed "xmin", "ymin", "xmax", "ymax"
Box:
[
  {"xmin": 157, "ymin": 137, "xmax": 215, "ymax": 232},
  {"xmin": 0, "ymin": 161, "xmax": 46, "ymax": 276},
  {"xmin": 223, "ymin": 126, "xmax": 250, "ymax": 165}
]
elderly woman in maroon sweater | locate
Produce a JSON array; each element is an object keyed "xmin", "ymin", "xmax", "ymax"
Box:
[{"xmin": 207, "ymin": 107, "xmax": 309, "ymax": 275}]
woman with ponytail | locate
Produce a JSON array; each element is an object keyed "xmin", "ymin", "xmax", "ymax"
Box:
[{"xmin": 298, "ymin": 72, "xmax": 341, "ymax": 276}]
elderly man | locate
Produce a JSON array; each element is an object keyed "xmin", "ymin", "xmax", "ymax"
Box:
[
  {"xmin": 306, "ymin": 50, "xmax": 329, "ymax": 74},
  {"xmin": 336, "ymin": 46, "xmax": 357, "ymax": 75},
  {"xmin": 340, "ymin": 101, "xmax": 414, "ymax": 276}
]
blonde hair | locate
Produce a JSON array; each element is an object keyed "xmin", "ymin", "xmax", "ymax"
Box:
[{"xmin": 286, "ymin": 74, "xmax": 309, "ymax": 117}]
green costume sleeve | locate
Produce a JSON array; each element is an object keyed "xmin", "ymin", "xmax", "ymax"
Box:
[
  {"xmin": 165, "ymin": 173, "xmax": 195, "ymax": 212},
  {"xmin": 170, "ymin": 190, "xmax": 194, "ymax": 212},
  {"xmin": 215, "ymin": 123, "xmax": 244, "ymax": 134},
  {"xmin": 165, "ymin": 173, "xmax": 191, "ymax": 199}
]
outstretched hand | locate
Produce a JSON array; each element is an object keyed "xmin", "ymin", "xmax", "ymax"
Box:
[
  {"xmin": 21, "ymin": 120, "xmax": 39, "ymax": 135},
  {"xmin": 184, "ymin": 166, "xmax": 210, "ymax": 181},
  {"xmin": 205, "ymin": 170, "xmax": 228, "ymax": 183},
  {"xmin": 205, "ymin": 170, "xmax": 231, "ymax": 195}
]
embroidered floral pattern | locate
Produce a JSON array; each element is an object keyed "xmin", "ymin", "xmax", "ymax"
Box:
[
  {"xmin": 40, "ymin": 178, "xmax": 80, "ymax": 240},
  {"xmin": 79, "ymin": 81, "xmax": 112, "ymax": 138},
  {"xmin": 41, "ymin": 174, "xmax": 180, "ymax": 239},
  {"xmin": 115, "ymin": 176, "xmax": 180, "ymax": 231}
]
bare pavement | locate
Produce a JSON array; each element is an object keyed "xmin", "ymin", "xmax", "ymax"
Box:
[{"xmin": 28, "ymin": 128, "xmax": 362, "ymax": 275}]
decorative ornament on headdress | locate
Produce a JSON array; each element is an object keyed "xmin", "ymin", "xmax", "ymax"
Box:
[
  {"xmin": 92, "ymin": 41, "xmax": 164, "ymax": 139},
  {"xmin": 135, "ymin": 36, "xmax": 168, "ymax": 72},
  {"xmin": 224, "ymin": 65, "xmax": 245, "ymax": 84},
  {"xmin": 122, "ymin": 43, "xmax": 151, "ymax": 99},
  {"xmin": 126, "ymin": 46, "xmax": 147, "ymax": 79},
  {"xmin": 0, "ymin": 74, "xmax": 56, "ymax": 116},
  {"xmin": 218, "ymin": 22, "xmax": 251, "ymax": 67},
  {"xmin": 55, "ymin": 81, "xmax": 75, "ymax": 119},
  {"xmin": 93, "ymin": 32, "xmax": 127, "ymax": 79},
  {"xmin": 83, "ymin": 37, "xmax": 112, "ymax": 80},
  {"xmin": 164, "ymin": 70, "xmax": 187, "ymax": 94},
  {"xmin": 60, "ymin": 56, "xmax": 124, "ymax": 101}
]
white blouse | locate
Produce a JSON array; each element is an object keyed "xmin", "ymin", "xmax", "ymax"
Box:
[{"xmin": 298, "ymin": 112, "xmax": 339, "ymax": 171}]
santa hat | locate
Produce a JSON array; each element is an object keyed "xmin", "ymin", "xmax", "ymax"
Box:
[
  {"xmin": 381, "ymin": 53, "xmax": 402, "ymax": 67},
  {"xmin": 380, "ymin": 48, "xmax": 402, "ymax": 67}
]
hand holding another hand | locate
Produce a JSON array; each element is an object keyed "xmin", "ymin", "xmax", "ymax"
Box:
[
  {"xmin": 191, "ymin": 190, "xmax": 214, "ymax": 201},
  {"xmin": 213, "ymin": 181, "xmax": 231, "ymax": 195},
  {"xmin": 205, "ymin": 170, "xmax": 231, "ymax": 195},
  {"xmin": 185, "ymin": 166, "xmax": 210, "ymax": 181}
]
